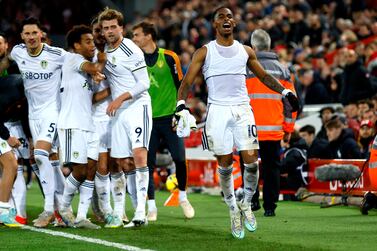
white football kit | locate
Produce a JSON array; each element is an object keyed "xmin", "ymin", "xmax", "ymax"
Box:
[
  {"xmin": 201, "ymin": 40, "xmax": 259, "ymax": 155},
  {"xmin": 104, "ymin": 38, "xmax": 152, "ymax": 158},
  {"xmin": 10, "ymin": 43, "xmax": 66, "ymax": 144},
  {"xmin": 0, "ymin": 138, "xmax": 12, "ymax": 155},
  {"xmin": 57, "ymin": 52, "xmax": 99, "ymax": 164},
  {"xmin": 4, "ymin": 121, "xmax": 30, "ymax": 159},
  {"xmin": 92, "ymin": 79, "xmax": 112, "ymax": 153}
]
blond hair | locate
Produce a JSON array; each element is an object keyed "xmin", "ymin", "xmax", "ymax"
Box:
[{"xmin": 98, "ymin": 7, "xmax": 124, "ymax": 27}]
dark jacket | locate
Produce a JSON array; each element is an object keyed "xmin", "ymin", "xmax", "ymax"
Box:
[
  {"xmin": 0, "ymin": 74, "xmax": 29, "ymax": 140},
  {"xmin": 281, "ymin": 138, "xmax": 308, "ymax": 190},
  {"xmin": 328, "ymin": 128, "xmax": 362, "ymax": 159},
  {"xmin": 308, "ymin": 137, "xmax": 330, "ymax": 159},
  {"xmin": 340, "ymin": 60, "xmax": 373, "ymax": 105},
  {"xmin": 304, "ymin": 81, "xmax": 331, "ymax": 105}
]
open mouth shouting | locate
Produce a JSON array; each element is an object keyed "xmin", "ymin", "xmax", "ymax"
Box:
[{"xmin": 222, "ymin": 22, "xmax": 232, "ymax": 31}]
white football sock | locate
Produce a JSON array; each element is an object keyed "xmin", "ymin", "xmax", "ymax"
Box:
[
  {"xmin": 218, "ymin": 165, "xmax": 238, "ymax": 212},
  {"xmin": 111, "ymin": 172, "xmax": 126, "ymax": 219},
  {"xmin": 31, "ymin": 163, "xmax": 40, "ymax": 179},
  {"xmin": 135, "ymin": 167, "xmax": 149, "ymax": 214},
  {"xmin": 95, "ymin": 172, "xmax": 112, "ymax": 215},
  {"xmin": 34, "ymin": 149, "xmax": 56, "ymax": 212},
  {"xmin": 76, "ymin": 180, "xmax": 94, "ymax": 221},
  {"xmin": 125, "ymin": 170, "xmax": 137, "ymax": 209},
  {"xmin": 11, "ymin": 166, "xmax": 27, "ymax": 218},
  {"xmin": 179, "ymin": 190, "xmax": 187, "ymax": 203},
  {"xmin": 147, "ymin": 199, "xmax": 157, "ymax": 212},
  {"xmin": 243, "ymin": 162, "xmax": 259, "ymax": 204},
  {"xmin": 60, "ymin": 173, "xmax": 80, "ymax": 210},
  {"xmin": 51, "ymin": 160, "xmax": 65, "ymax": 210}
]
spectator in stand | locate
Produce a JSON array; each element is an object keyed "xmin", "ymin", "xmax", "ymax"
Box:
[
  {"xmin": 299, "ymin": 125, "xmax": 330, "ymax": 159},
  {"xmin": 362, "ymin": 109, "xmax": 377, "ymax": 127},
  {"xmin": 316, "ymin": 106, "xmax": 335, "ymax": 141},
  {"xmin": 340, "ymin": 49, "xmax": 374, "ymax": 105},
  {"xmin": 358, "ymin": 120, "xmax": 375, "ymax": 158},
  {"xmin": 325, "ymin": 116, "xmax": 362, "ymax": 159},
  {"xmin": 287, "ymin": 4, "xmax": 310, "ymax": 45},
  {"xmin": 307, "ymin": 13, "xmax": 324, "ymax": 48},
  {"xmin": 344, "ymin": 102, "xmax": 359, "ymax": 120},
  {"xmin": 357, "ymin": 99, "xmax": 374, "ymax": 122},
  {"xmin": 280, "ymin": 131, "xmax": 308, "ymax": 197},
  {"xmin": 365, "ymin": 41, "xmax": 377, "ymax": 77},
  {"xmin": 297, "ymin": 68, "xmax": 331, "ymax": 105}
]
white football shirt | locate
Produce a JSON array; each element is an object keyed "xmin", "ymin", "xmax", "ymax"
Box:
[
  {"xmin": 10, "ymin": 43, "xmax": 66, "ymax": 119},
  {"xmin": 104, "ymin": 38, "xmax": 150, "ymax": 109},
  {"xmin": 92, "ymin": 79, "xmax": 111, "ymax": 121},
  {"xmin": 92, "ymin": 49, "xmax": 111, "ymax": 121},
  {"xmin": 202, "ymin": 40, "xmax": 250, "ymax": 105},
  {"xmin": 58, "ymin": 52, "xmax": 94, "ymax": 132}
]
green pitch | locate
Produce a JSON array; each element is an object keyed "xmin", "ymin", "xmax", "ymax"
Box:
[{"xmin": 1, "ymin": 183, "xmax": 377, "ymax": 251}]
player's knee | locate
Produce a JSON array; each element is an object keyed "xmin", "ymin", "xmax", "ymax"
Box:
[
  {"xmin": 120, "ymin": 158, "xmax": 135, "ymax": 172},
  {"xmin": 244, "ymin": 162, "xmax": 258, "ymax": 172},
  {"xmin": 133, "ymin": 155, "xmax": 147, "ymax": 167},
  {"xmin": 218, "ymin": 165, "xmax": 233, "ymax": 177},
  {"xmin": 0, "ymin": 151, "xmax": 18, "ymax": 171}
]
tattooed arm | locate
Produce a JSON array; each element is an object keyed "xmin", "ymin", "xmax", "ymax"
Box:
[
  {"xmin": 245, "ymin": 45, "xmax": 299, "ymax": 111},
  {"xmin": 244, "ymin": 45, "xmax": 284, "ymax": 93}
]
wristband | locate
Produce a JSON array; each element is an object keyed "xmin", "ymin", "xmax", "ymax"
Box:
[
  {"xmin": 281, "ymin": 89, "xmax": 291, "ymax": 96},
  {"xmin": 176, "ymin": 100, "xmax": 185, "ymax": 107}
]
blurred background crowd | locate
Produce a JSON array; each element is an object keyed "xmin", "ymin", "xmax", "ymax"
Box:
[{"xmin": 1, "ymin": 0, "xmax": 377, "ymax": 163}]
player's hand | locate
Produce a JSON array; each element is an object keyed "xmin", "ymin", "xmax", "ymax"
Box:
[
  {"xmin": 7, "ymin": 136, "xmax": 21, "ymax": 148},
  {"xmin": 92, "ymin": 72, "xmax": 106, "ymax": 84},
  {"xmin": 97, "ymin": 52, "xmax": 107, "ymax": 63},
  {"xmin": 106, "ymin": 97, "xmax": 123, "ymax": 117},
  {"xmin": 283, "ymin": 90, "xmax": 299, "ymax": 112},
  {"xmin": 175, "ymin": 100, "xmax": 189, "ymax": 121}
]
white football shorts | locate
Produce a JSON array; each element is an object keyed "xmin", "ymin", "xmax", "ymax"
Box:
[
  {"xmin": 202, "ymin": 103, "xmax": 259, "ymax": 155},
  {"xmin": 111, "ymin": 104, "xmax": 152, "ymax": 158},
  {"xmin": 29, "ymin": 112, "xmax": 58, "ymax": 145},
  {"xmin": 94, "ymin": 120, "xmax": 111, "ymax": 153},
  {"xmin": 58, "ymin": 128, "xmax": 99, "ymax": 164}
]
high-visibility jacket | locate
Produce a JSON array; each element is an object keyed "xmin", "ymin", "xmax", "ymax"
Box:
[
  {"xmin": 369, "ymin": 135, "xmax": 377, "ymax": 189},
  {"xmin": 246, "ymin": 51, "xmax": 297, "ymax": 141}
]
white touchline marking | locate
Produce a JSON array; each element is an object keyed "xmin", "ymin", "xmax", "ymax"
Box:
[{"xmin": 22, "ymin": 225, "xmax": 155, "ymax": 251}]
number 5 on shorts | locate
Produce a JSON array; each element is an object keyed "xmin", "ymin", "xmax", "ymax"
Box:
[{"xmin": 48, "ymin": 123, "xmax": 56, "ymax": 133}]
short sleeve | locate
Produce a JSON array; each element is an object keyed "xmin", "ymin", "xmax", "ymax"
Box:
[
  {"xmin": 9, "ymin": 44, "xmax": 23, "ymax": 62},
  {"xmin": 66, "ymin": 52, "xmax": 88, "ymax": 72}
]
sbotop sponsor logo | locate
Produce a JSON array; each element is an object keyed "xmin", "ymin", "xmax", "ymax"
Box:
[{"xmin": 21, "ymin": 71, "xmax": 53, "ymax": 80}]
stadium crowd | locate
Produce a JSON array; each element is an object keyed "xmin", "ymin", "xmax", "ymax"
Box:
[{"xmin": 0, "ymin": 0, "xmax": 377, "ymax": 236}]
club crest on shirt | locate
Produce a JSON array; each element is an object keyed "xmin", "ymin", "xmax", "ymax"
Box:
[
  {"xmin": 73, "ymin": 151, "xmax": 79, "ymax": 159},
  {"xmin": 1, "ymin": 142, "xmax": 6, "ymax": 149},
  {"xmin": 157, "ymin": 59, "xmax": 164, "ymax": 68},
  {"xmin": 41, "ymin": 60, "xmax": 48, "ymax": 69}
]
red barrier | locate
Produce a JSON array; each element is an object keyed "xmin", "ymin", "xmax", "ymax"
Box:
[
  {"xmin": 187, "ymin": 156, "xmax": 242, "ymax": 189},
  {"xmin": 307, "ymin": 159, "xmax": 370, "ymax": 196},
  {"xmin": 186, "ymin": 158, "xmax": 374, "ymax": 196}
]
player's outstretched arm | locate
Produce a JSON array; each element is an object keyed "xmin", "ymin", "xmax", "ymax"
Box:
[
  {"xmin": 93, "ymin": 87, "xmax": 111, "ymax": 104},
  {"xmin": 245, "ymin": 45, "xmax": 284, "ymax": 93},
  {"xmin": 177, "ymin": 46, "xmax": 207, "ymax": 101},
  {"xmin": 81, "ymin": 52, "xmax": 107, "ymax": 76},
  {"xmin": 245, "ymin": 45, "xmax": 299, "ymax": 111}
]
